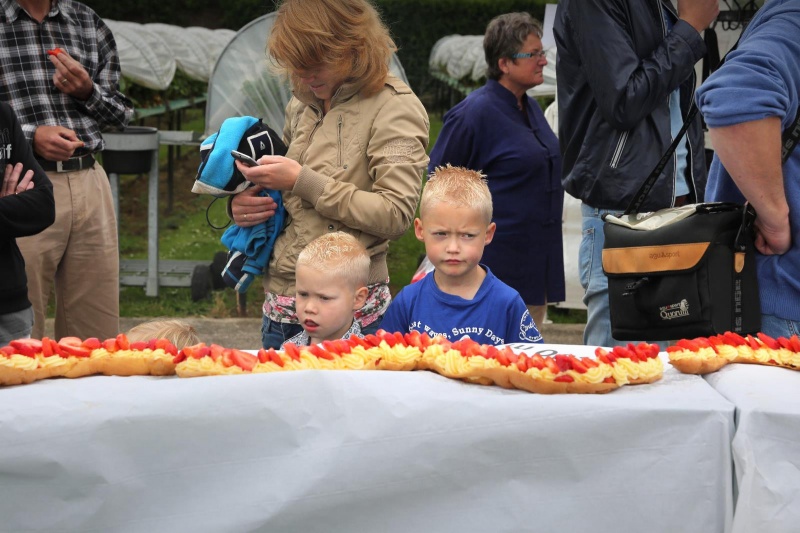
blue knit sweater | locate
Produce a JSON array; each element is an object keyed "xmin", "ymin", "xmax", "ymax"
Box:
[{"xmin": 696, "ymin": 0, "xmax": 800, "ymax": 321}]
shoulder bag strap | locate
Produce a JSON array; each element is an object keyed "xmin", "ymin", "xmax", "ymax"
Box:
[{"xmin": 624, "ymin": 33, "xmax": 744, "ymax": 216}]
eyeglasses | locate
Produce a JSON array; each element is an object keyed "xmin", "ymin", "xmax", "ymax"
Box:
[{"xmin": 510, "ymin": 50, "xmax": 547, "ymax": 60}]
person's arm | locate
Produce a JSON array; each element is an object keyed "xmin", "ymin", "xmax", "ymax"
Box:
[
  {"xmin": 562, "ymin": 0, "xmax": 710, "ymax": 130},
  {"xmin": 72, "ymin": 17, "xmax": 133, "ymax": 129},
  {"xmin": 709, "ymin": 117, "xmax": 789, "ymax": 255},
  {"xmin": 428, "ymin": 106, "xmax": 475, "ymax": 174},
  {"xmin": 292, "ymin": 92, "xmax": 430, "ymax": 240},
  {"xmin": 0, "ymin": 106, "xmax": 55, "ymax": 239}
]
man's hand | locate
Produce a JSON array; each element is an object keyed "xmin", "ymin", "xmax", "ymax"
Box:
[
  {"xmin": 32, "ymin": 126, "xmax": 85, "ymax": 161},
  {"xmin": 2, "ymin": 163, "xmax": 35, "ymax": 197},
  {"xmin": 678, "ymin": 0, "xmax": 720, "ymax": 33},
  {"xmin": 49, "ymin": 50, "xmax": 94, "ymax": 101},
  {"xmin": 753, "ymin": 212, "xmax": 791, "ymax": 256},
  {"xmin": 230, "ymin": 185, "xmax": 278, "ymax": 228}
]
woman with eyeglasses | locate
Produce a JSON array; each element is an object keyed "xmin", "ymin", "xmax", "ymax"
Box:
[
  {"xmin": 429, "ymin": 12, "xmax": 565, "ymax": 329},
  {"xmin": 228, "ymin": 0, "xmax": 430, "ymax": 349}
]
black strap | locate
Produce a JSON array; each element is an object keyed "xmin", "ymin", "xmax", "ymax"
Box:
[
  {"xmin": 781, "ymin": 105, "xmax": 800, "ymax": 163},
  {"xmin": 624, "ymin": 34, "xmax": 744, "ymax": 216}
]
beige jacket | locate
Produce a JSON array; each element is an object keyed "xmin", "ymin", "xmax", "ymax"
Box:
[{"xmin": 265, "ymin": 75, "xmax": 430, "ymax": 296}]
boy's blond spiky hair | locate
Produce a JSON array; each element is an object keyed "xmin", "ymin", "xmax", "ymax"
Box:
[
  {"xmin": 126, "ymin": 319, "xmax": 201, "ymax": 349},
  {"xmin": 420, "ymin": 165, "xmax": 493, "ymax": 223},
  {"xmin": 297, "ymin": 231, "xmax": 370, "ymax": 289}
]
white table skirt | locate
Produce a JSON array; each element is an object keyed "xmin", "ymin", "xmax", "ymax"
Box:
[
  {"xmin": 0, "ymin": 345, "xmax": 734, "ymax": 533},
  {"xmin": 704, "ymin": 363, "xmax": 800, "ymax": 533}
]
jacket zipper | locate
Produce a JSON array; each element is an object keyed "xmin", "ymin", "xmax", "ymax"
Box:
[
  {"xmin": 610, "ymin": 130, "xmax": 629, "ymax": 169},
  {"xmin": 337, "ymin": 115, "xmax": 343, "ymax": 167}
]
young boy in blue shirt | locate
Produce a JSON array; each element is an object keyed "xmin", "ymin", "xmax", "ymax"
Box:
[{"xmin": 381, "ymin": 165, "xmax": 542, "ymax": 345}]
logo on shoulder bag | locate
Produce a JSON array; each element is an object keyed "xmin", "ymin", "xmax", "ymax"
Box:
[{"xmin": 660, "ymin": 299, "xmax": 689, "ymax": 320}]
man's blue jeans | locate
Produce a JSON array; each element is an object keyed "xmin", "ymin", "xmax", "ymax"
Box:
[
  {"xmin": 760, "ymin": 314, "xmax": 800, "ymax": 339},
  {"xmin": 579, "ymin": 203, "xmax": 630, "ymax": 347}
]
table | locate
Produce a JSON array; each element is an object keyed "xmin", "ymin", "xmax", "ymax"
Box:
[
  {"xmin": 0, "ymin": 346, "xmax": 734, "ymax": 533},
  {"xmin": 704, "ymin": 363, "xmax": 800, "ymax": 533}
]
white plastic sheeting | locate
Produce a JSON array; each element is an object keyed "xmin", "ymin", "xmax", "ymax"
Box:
[
  {"xmin": 428, "ymin": 34, "xmax": 557, "ymax": 97},
  {"xmin": 105, "ymin": 20, "xmax": 236, "ymax": 89},
  {"xmin": 205, "ymin": 13, "xmax": 410, "ymax": 137}
]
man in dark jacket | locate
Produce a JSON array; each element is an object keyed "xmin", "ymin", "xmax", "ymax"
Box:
[
  {"xmin": 0, "ymin": 101, "xmax": 55, "ymax": 345},
  {"xmin": 554, "ymin": 0, "xmax": 719, "ymax": 346}
]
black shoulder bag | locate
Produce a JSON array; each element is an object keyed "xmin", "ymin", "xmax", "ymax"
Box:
[{"xmin": 601, "ymin": 99, "xmax": 800, "ymax": 341}]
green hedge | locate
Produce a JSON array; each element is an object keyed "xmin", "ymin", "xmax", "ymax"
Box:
[{"xmin": 88, "ymin": 0, "xmax": 550, "ymax": 92}]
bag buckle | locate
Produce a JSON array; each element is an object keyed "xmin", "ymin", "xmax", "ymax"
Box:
[{"xmin": 623, "ymin": 276, "xmax": 650, "ymax": 297}]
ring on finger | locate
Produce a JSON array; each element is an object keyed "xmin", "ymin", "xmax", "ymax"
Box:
[
  {"xmin": 62, "ymin": 78, "xmax": 68, "ymax": 84},
  {"xmin": 243, "ymin": 213, "xmax": 248, "ymax": 221}
]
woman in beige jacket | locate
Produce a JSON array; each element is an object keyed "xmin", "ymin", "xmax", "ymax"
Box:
[{"xmin": 231, "ymin": 0, "xmax": 430, "ymax": 349}]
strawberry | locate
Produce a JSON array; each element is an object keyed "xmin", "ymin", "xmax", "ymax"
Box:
[
  {"xmin": 57, "ymin": 342, "xmax": 91, "ymax": 358},
  {"xmin": 581, "ymin": 357, "xmax": 599, "ymax": 369},
  {"xmin": 788, "ymin": 335, "xmax": 800, "ymax": 353},
  {"xmin": 363, "ymin": 334, "xmax": 382, "ymax": 347},
  {"xmin": 554, "ymin": 374, "xmax": 574, "ymax": 382},
  {"xmin": 569, "ymin": 355, "xmax": 588, "ymax": 374},
  {"xmin": 10, "ymin": 338, "xmax": 42, "ymax": 357},
  {"xmin": 554, "ymin": 354, "xmax": 572, "ymax": 373},
  {"xmin": 527, "ymin": 354, "xmax": 545, "ymax": 370},
  {"xmin": 693, "ymin": 337, "xmax": 713, "ymax": 348},
  {"xmin": 515, "ymin": 355, "xmax": 529, "ymax": 372},
  {"xmin": 284, "ymin": 343, "xmax": 301, "ymax": 361},
  {"xmin": 257, "ymin": 348, "xmax": 269, "ymax": 364},
  {"xmin": 744, "ymin": 335, "xmax": 761, "ymax": 350},
  {"xmin": 1, "ymin": 345, "xmax": 16, "ymax": 356},
  {"xmin": 724, "ymin": 331, "xmax": 747, "ymax": 346},
  {"xmin": 206, "ymin": 344, "xmax": 225, "ymax": 361},
  {"xmin": 495, "ymin": 349, "xmax": 511, "ymax": 366},
  {"xmin": 544, "ymin": 357, "xmax": 560, "ymax": 374},
  {"xmin": 778, "ymin": 336, "xmax": 792, "ymax": 350},
  {"xmin": 228, "ymin": 349, "xmax": 257, "ymax": 371},
  {"xmin": 82, "ymin": 337, "xmax": 101, "ymax": 350},
  {"xmin": 268, "ymin": 349, "xmax": 285, "ymax": 367},
  {"xmin": 47, "ymin": 338, "xmax": 64, "ymax": 357},
  {"xmin": 676, "ymin": 339, "xmax": 701, "ymax": 352},
  {"xmin": 379, "ymin": 331, "xmax": 397, "ymax": 347},
  {"xmin": 321, "ymin": 340, "xmax": 341, "ymax": 355},
  {"xmin": 130, "ymin": 341, "xmax": 149, "ymax": 351},
  {"xmin": 46, "ymin": 48, "xmax": 64, "ymax": 56},
  {"xmin": 173, "ymin": 351, "xmax": 187, "ymax": 364},
  {"xmin": 757, "ymin": 332, "xmax": 780, "ymax": 350},
  {"xmin": 148, "ymin": 339, "xmax": 159, "ymax": 350},
  {"xmin": 393, "ymin": 331, "xmax": 406, "ymax": 346},
  {"xmin": 154, "ymin": 339, "xmax": 178, "ymax": 356},
  {"xmin": 603, "ymin": 377, "xmax": 616, "ymax": 383},
  {"xmin": 309, "ymin": 344, "xmax": 334, "ymax": 360},
  {"xmin": 58, "ymin": 336, "xmax": 82, "ymax": 347},
  {"xmin": 115, "ymin": 333, "xmax": 131, "ymax": 350},
  {"xmin": 183, "ymin": 343, "xmax": 210, "ymax": 359},
  {"xmin": 503, "ymin": 347, "xmax": 519, "ymax": 364},
  {"xmin": 41, "ymin": 337, "xmax": 55, "ymax": 358},
  {"xmin": 485, "ymin": 345, "xmax": 500, "ymax": 360},
  {"xmin": 404, "ymin": 330, "xmax": 422, "ymax": 348},
  {"xmin": 101, "ymin": 338, "xmax": 117, "ymax": 352}
]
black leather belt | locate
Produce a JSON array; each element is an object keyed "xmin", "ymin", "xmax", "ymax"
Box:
[{"xmin": 37, "ymin": 154, "xmax": 96, "ymax": 173}]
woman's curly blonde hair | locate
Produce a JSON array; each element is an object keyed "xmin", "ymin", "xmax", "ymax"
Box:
[{"xmin": 268, "ymin": 0, "xmax": 397, "ymax": 98}]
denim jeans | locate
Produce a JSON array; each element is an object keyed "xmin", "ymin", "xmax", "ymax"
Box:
[
  {"xmin": 579, "ymin": 204, "xmax": 631, "ymax": 347},
  {"xmin": 0, "ymin": 306, "xmax": 33, "ymax": 346},
  {"xmin": 260, "ymin": 314, "xmax": 385, "ymax": 349},
  {"xmin": 760, "ymin": 314, "xmax": 800, "ymax": 339}
]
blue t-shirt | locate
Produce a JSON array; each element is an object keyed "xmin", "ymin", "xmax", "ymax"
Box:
[{"xmin": 381, "ymin": 267, "xmax": 543, "ymax": 345}]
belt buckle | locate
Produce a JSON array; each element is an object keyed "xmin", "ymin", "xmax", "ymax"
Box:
[{"xmin": 56, "ymin": 157, "xmax": 81, "ymax": 173}]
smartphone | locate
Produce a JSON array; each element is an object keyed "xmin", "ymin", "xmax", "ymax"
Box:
[{"xmin": 230, "ymin": 150, "xmax": 259, "ymax": 167}]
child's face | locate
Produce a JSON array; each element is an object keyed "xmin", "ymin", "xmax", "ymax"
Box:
[
  {"xmin": 414, "ymin": 202, "xmax": 495, "ymax": 282},
  {"xmin": 295, "ymin": 265, "xmax": 368, "ymax": 345}
]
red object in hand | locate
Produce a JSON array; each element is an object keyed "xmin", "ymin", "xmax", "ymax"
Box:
[{"xmin": 46, "ymin": 48, "xmax": 64, "ymax": 56}]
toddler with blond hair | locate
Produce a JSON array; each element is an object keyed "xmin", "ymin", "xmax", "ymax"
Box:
[
  {"xmin": 381, "ymin": 165, "xmax": 542, "ymax": 345},
  {"xmin": 281, "ymin": 232, "xmax": 370, "ymax": 348}
]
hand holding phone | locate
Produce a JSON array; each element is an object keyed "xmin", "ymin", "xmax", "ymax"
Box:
[{"xmin": 231, "ymin": 150, "xmax": 259, "ymax": 167}]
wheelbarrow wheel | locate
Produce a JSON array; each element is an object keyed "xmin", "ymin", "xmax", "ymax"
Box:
[{"xmin": 191, "ymin": 264, "xmax": 213, "ymax": 302}]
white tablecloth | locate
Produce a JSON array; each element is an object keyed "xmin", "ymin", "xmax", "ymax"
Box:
[
  {"xmin": 0, "ymin": 346, "xmax": 735, "ymax": 533},
  {"xmin": 704, "ymin": 363, "xmax": 800, "ymax": 533}
]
